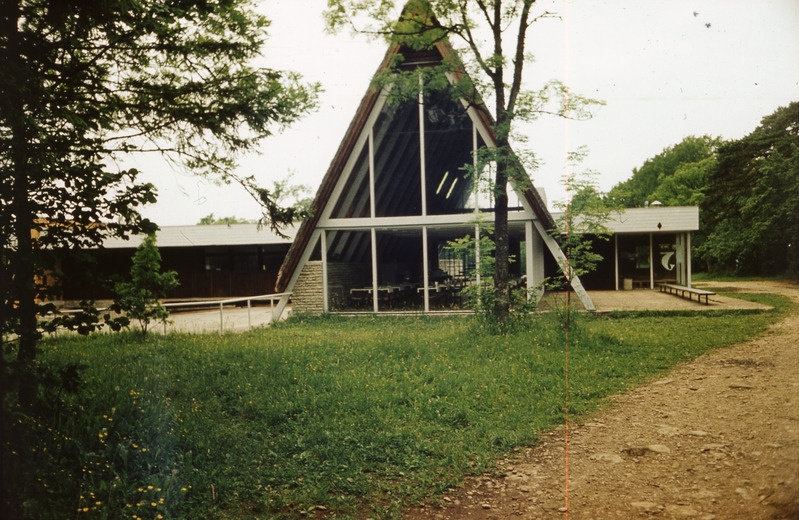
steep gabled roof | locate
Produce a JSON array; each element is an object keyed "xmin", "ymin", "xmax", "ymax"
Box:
[{"xmin": 275, "ymin": 38, "xmax": 555, "ymax": 292}]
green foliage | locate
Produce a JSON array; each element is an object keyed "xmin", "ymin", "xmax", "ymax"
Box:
[
  {"xmin": 197, "ymin": 175, "xmax": 312, "ymax": 233},
  {"xmin": 550, "ymin": 165, "xmax": 615, "ymax": 290},
  {"xmin": 606, "ymin": 135, "xmax": 720, "ymax": 208},
  {"xmin": 2, "ymin": 292, "xmax": 788, "ymax": 519},
  {"xmin": 445, "ymin": 219, "xmax": 542, "ymax": 333},
  {"xmin": 0, "ymin": 0, "xmax": 320, "ymax": 370},
  {"xmin": 115, "ymin": 235, "xmax": 179, "ymax": 338},
  {"xmin": 699, "ymin": 102, "xmax": 799, "ymax": 276},
  {"xmin": 197, "ymin": 214, "xmax": 255, "ymax": 226},
  {"xmin": 649, "ymin": 156, "xmax": 714, "ymax": 207}
]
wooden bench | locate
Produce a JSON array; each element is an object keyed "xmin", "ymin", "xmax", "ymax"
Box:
[{"xmin": 656, "ymin": 283, "xmax": 716, "ymax": 305}]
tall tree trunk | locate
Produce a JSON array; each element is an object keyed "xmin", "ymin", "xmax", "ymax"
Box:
[
  {"xmin": 493, "ymin": 142, "xmax": 511, "ymax": 322},
  {"xmin": 12, "ymin": 140, "xmax": 38, "ymax": 407},
  {"xmin": 5, "ymin": 1, "xmax": 38, "ymax": 405}
]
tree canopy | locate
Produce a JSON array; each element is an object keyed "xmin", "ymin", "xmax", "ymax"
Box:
[
  {"xmin": 605, "ymin": 135, "xmax": 720, "ymax": 208},
  {"xmin": 0, "ymin": 0, "xmax": 319, "ymax": 391},
  {"xmin": 605, "ymin": 103, "xmax": 798, "ymax": 277},
  {"xmin": 699, "ymin": 102, "xmax": 799, "ymax": 276},
  {"xmin": 197, "ymin": 214, "xmax": 255, "ymax": 226}
]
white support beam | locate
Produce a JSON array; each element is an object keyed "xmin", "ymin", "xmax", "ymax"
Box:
[
  {"xmin": 475, "ymin": 223, "xmax": 481, "ymax": 289},
  {"xmin": 422, "ymin": 226, "xmax": 430, "ymax": 313},
  {"xmin": 614, "ymin": 233, "xmax": 619, "ymax": 291},
  {"xmin": 321, "ymin": 231, "xmax": 329, "ymax": 312},
  {"xmin": 687, "ymin": 232, "xmax": 693, "ymax": 288},
  {"xmin": 649, "ymin": 233, "xmax": 654, "ymax": 289},
  {"xmin": 371, "ymin": 227, "xmax": 379, "ymax": 313},
  {"xmin": 320, "ymin": 92, "xmax": 388, "ymax": 223},
  {"xmin": 369, "ymin": 128, "xmax": 376, "ymax": 219},
  {"xmin": 525, "ymin": 220, "xmax": 544, "ymax": 303},
  {"xmin": 533, "ymin": 220, "xmax": 595, "ymax": 311},
  {"xmin": 418, "ymin": 81, "xmax": 427, "ymax": 217},
  {"xmin": 320, "ymin": 210, "xmax": 533, "ymax": 230}
]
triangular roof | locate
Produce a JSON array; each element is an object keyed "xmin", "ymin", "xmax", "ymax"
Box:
[{"xmin": 275, "ymin": 39, "xmax": 556, "ymax": 293}]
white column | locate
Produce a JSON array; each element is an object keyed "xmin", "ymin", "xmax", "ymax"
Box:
[
  {"xmin": 422, "ymin": 226, "xmax": 430, "ymax": 313},
  {"xmin": 475, "ymin": 223, "xmax": 481, "ymax": 290},
  {"xmin": 371, "ymin": 228, "xmax": 378, "ymax": 313},
  {"xmin": 649, "ymin": 233, "xmax": 654, "ymax": 289},
  {"xmin": 525, "ymin": 221, "xmax": 534, "ymax": 301},
  {"xmin": 473, "ymin": 124, "xmax": 480, "ymax": 211},
  {"xmin": 418, "ymin": 80, "xmax": 427, "ymax": 216},
  {"xmin": 321, "ymin": 231, "xmax": 329, "ymax": 312},
  {"xmin": 369, "ymin": 128, "xmax": 376, "ymax": 219},
  {"xmin": 687, "ymin": 232, "xmax": 693, "ymax": 288},
  {"xmin": 614, "ymin": 233, "xmax": 619, "ymax": 291}
]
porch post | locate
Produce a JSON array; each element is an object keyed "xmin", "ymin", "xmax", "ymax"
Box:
[
  {"xmin": 687, "ymin": 232, "xmax": 693, "ymax": 288},
  {"xmin": 422, "ymin": 226, "xmax": 430, "ymax": 313},
  {"xmin": 418, "ymin": 79, "xmax": 427, "ymax": 217},
  {"xmin": 475, "ymin": 223, "xmax": 481, "ymax": 290},
  {"xmin": 321, "ymin": 231, "xmax": 329, "ymax": 312},
  {"xmin": 371, "ymin": 228, "xmax": 378, "ymax": 313},
  {"xmin": 525, "ymin": 220, "xmax": 534, "ymax": 301},
  {"xmin": 614, "ymin": 233, "xmax": 619, "ymax": 291},
  {"xmin": 649, "ymin": 233, "xmax": 654, "ymax": 289},
  {"xmin": 369, "ymin": 128, "xmax": 376, "ymax": 218}
]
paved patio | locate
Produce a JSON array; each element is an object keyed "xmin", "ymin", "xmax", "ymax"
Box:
[
  {"xmin": 161, "ymin": 304, "xmax": 285, "ymax": 335},
  {"xmin": 568, "ymin": 287, "xmax": 772, "ymax": 313}
]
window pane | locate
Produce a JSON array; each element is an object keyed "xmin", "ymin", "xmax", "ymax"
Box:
[{"xmin": 374, "ymin": 101, "xmax": 422, "ymax": 217}]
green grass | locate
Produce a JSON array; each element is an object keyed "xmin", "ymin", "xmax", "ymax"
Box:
[{"xmin": 3, "ymin": 292, "xmax": 793, "ymax": 519}]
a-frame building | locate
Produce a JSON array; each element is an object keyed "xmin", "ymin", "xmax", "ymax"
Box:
[{"xmin": 273, "ymin": 36, "xmax": 594, "ymax": 316}]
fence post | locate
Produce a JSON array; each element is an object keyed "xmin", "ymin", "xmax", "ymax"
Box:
[
  {"xmin": 247, "ymin": 299, "xmax": 252, "ymax": 330},
  {"xmin": 219, "ymin": 302, "xmax": 224, "ymax": 334}
]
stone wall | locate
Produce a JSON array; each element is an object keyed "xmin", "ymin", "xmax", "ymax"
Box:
[{"xmin": 291, "ymin": 261, "xmax": 370, "ymax": 314}]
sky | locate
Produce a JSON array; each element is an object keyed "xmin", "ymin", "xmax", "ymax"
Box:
[{"xmin": 138, "ymin": 0, "xmax": 799, "ymax": 226}]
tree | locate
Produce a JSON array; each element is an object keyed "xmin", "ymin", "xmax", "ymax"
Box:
[
  {"xmin": 606, "ymin": 135, "xmax": 720, "ymax": 208},
  {"xmin": 115, "ymin": 235, "xmax": 179, "ymax": 338},
  {"xmin": 198, "ymin": 214, "xmax": 256, "ymax": 226},
  {"xmin": 699, "ymin": 102, "xmax": 799, "ymax": 276},
  {"xmin": 552, "ymin": 167, "xmax": 614, "ymax": 286},
  {"xmin": 0, "ymin": 0, "xmax": 319, "ymax": 400},
  {"xmin": 198, "ymin": 175, "xmax": 312, "ymax": 231},
  {"xmin": 326, "ymin": 0, "xmax": 600, "ymax": 321}
]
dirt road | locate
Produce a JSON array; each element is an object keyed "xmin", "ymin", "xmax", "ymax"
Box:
[{"xmin": 406, "ymin": 281, "xmax": 799, "ymax": 519}]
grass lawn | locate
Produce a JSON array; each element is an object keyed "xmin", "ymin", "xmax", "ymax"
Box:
[{"xmin": 2, "ymin": 291, "xmax": 791, "ymax": 519}]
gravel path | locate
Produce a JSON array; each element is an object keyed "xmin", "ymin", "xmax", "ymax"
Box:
[{"xmin": 406, "ymin": 281, "xmax": 799, "ymax": 519}]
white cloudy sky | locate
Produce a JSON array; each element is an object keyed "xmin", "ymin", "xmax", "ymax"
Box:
[{"xmin": 138, "ymin": 0, "xmax": 799, "ymax": 225}]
